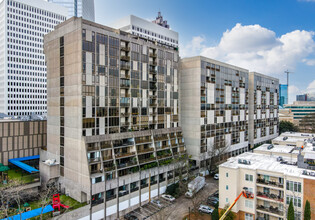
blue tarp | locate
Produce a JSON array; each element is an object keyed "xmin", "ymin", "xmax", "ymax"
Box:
[
  {"xmin": 8, "ymin": 155, "xmax": 39, "ymax": 173},
  {"xmin": 1, "ymin": 205, "xmax": 54, "ymax": 220}
]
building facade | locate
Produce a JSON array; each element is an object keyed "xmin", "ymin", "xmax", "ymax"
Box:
[
  {"xmin": 180, "ymin": 56, "xmax": 250, "ymax": 169},
  {"xmin": 47, "ymin": 0, "xmax": 95, "ymax": 21},
  {"xmin": 0, "ymin": 119, "xmax": 47, "ymax": 165},
  {"xmin": 0, "ymin": 0, "xmax": 67, "ymax": 116},
  {"xmin": 219, "ymin": 152, "xmax": 314, "ymax": 220},
  {"xmin": 219, "ymin": 132, "xmax": 315, "ymax": 220},
  {"xmin": 43, "ymin": 17, "xmax": 186, "ymax": 218},
  {"xmin": 279, "ymin": 84, "xmax": 288, "ymax": 107},
  {"xmin": 283, "ymin": 101, "xmax": 315, "ymax": 125},
  {"xmin": 249, "ymin": 72, "xmax": 279, "ymax": 147},
  {"xmin": 111, "ymin": 14, "xmax": 178, "ymax": 49}
]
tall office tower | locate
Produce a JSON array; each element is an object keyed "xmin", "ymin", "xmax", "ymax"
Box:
[
  {"xmin": 248, "ymin": 72, "xmax": 279, "ymax": 148},
  {"xmin": 112, "ymin": 14, "xmax": 179, "ymax": 48},
  {"xmin": 279, "ymin": 84, "xmax": 288, "ymax": 107},
  {"xmin": 296, "ymin": 94, "xmax": 308, "ymax": 101},
  {"xmin": 180, "ymin": 56, "xmax": 250, "ymax": 170},
  {"xmin": 47, "ymin": 0, "xmax": 95, "ymax": 21},
  {"xmin": 0, "ymin": 0, "xmax": 67, "ymax": 116},
  {"xmin": 42, "ymin": 17, "xmax": 186, "ymax": 218}
]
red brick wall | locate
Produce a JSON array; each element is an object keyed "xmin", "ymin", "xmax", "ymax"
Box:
[{"xmin": 303, "ymin": 178, "xmax": 315, "ymax": 219}]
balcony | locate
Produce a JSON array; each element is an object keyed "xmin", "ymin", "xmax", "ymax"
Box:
[
  {"xmin": 139, "ymin": 157, "xmax": 156, "ymax": 164},
  {"xmin": 120, "ymin": 74, "xmax": 130, "ymax": 79},
  {"xmin": 120, "ymin": 83, "xmax": 130, "ymax": 89},
  {"xmin": 149, "ymin": 61, "xmax": 157, "ymax": 66},
  {"xmin": 117, "ymin": 161, "xmax": 137, "ymax": 169},
  {"xmin": 115, "ymin": 151, "xmax": 135, "ymax": 159},
  {"xmin": 257, "ymin": 191, "xmax": 284, "ymax": 203},
  {"xmin": 149, "ymin": 53, "xmax": 157, "ymax": 58},
  {"xmin": 149, "ymin": 69, "xmax": 157, "ymax": 74},
  {"xmin": 103, "ymin": 156, "xmax": 113, "ymax": 161},
  {"xmin": 120, "ymin": 55, "xmax": 130, "ymax": 61},
  {"xmin": 137, "ymin": 148, "xmax": 154, "ymax": 154},
  {"xmin": 130, "ymin": 187, "xmax": 139, "ymax": 193},
  {"xmin": 149, "ymin": 103, "xmax": 157, "ymax": 107},
  {"xmin": 106, "ymin": 194, "xmax": 117, "ymax": 201},
  {"xmin": 104, "ymin": 166, "xmax": 115, "ymax": 172},
  {"xmin": 120, "ymin": 122, "xmax": 130, "ymax": 127},
  {"xmin": 256, "ymin": 205, "xmax": 284, "ymax": 217},
  {"xmin": 141, "ymin": 183, "xmax": 148, "ymax": 189},
  {"xmin": 121, "ymin": 64, "xmax": 130, "ymax": 70},
  {"xmin": 120, "ymin": 112, "xmax": 130, "ymax": 117},
  {"xmin": 157, "ymin": 153, "xmax": 172, "ymax": 159},
  {"xmin": 88, "ymin": 157, "xmax": 101, "ymax": 164},
  {"xmin": 256, "ymin": 178, "xmax": 284, "ymax": 189},
  {"xmin": 119, "ymin": 190, "xmax": 129, "ymax": 197},
  {"xmin": 121, "ymin": 46, "xmax": 130, "ymax": 52}
]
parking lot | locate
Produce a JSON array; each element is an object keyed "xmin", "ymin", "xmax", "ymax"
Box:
[{"xmin": 124, "ymin": 176, "xmax": 219, "ymax": 220}]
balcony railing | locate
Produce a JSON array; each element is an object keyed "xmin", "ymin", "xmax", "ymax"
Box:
[
  {"xmin": 256, "ymin": 205, "xmax": 284, "ymax": 216},
  {"xmin": 256, "ymin": 178, "xmax": 284, "ymax": 188},
  {"xmin": 121, "ymin": 46, "xmax": 130, "ymax": 51},
  {"xmin": 120, "ymin": 55, "xmax": 130, "ymax": 61},
  {"xmin": 257, "ymin": 191, "xmax": 284, "ymax": 202},
  {"xmin": 137, "ymin": 148, "xmax": 154, "ymax": 154},
  {"xmin": 115, "ymin": 151, "xmax": 135, "ymax": 158},
  {"xmin": 149, "ymin": 53, "xmax": 157, "ymax": 58},
  {"xmin": 106, "ymin": 194, "xmax": 117, "ymax": 201},
  {"xmin": 121, "ymin": 64, "xmax": 130, "ymax": 70},
  {"xmin": 117, "ymin": 161, "xmax": 137, "ymax": 169},
  {"xmin": 130, "ymin": 187, "xmax": 139, "ymax": 193},
  {"xmin": 119, "ymin": 190, "xmax": 129, "ymax": 197},
  {"xmin": 141, "ymin": 183, "xmax": 148, "ymax": 189},
  {"xmin": 139, "ymin": 157, "xmax": 156, "ymax": 164},
  {"xmin": 149, "ymin": 61, "xmax": 157, "ymax": 66}
]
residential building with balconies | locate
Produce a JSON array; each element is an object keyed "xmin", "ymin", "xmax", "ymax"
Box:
[
  {"xmin": 249, "ymin": 72, "xmax": 279, "ymax": 148},
  {"xmin": 42, "ymin": 17, "xmax": 186, "ymax": 219},
  {"xmin": 219, "ymin": 151, "xmax": 315, "ymax": 220},
  {"xmin": 180, "ymin": 56, "xmax": 250, "ymax": 170}
]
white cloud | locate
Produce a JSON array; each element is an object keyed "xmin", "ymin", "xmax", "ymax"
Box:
[
  {"xmin": 180, "ymin": 36, "xmax": 206, "ymax": 57},
  {"xmin": 306, "ymin": 80, "xmax": 315, "ymax": 93},
  {"xmin": 288, "ymin": 85, "xmax": 301, "ymax": 104},
  {"xmin": 303, "ymin": 58, "xmax": 315, "ymax": 66},
  {"xmin": 180, "ymin": 23, "xmax": 315, "ymax": 76}
]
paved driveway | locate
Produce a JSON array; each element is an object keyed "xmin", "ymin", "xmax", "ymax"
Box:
[{"xmin": 148, "ymin": 176, "xmax": 219, "ymax": 220}]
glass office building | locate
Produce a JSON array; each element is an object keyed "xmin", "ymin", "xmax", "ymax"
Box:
[
  {"xmin": 48, "ymin": 0, "xmax": 95, "ymax": 21},
  {"xmin": 280, "ymin": 84, "xmax": 288, "ymax": 107}
]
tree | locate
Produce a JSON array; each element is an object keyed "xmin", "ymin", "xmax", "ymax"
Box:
[
  {"xmin": 39, "ymin": 181, "xmax": 58, "ymax": 220},
  {"xmin": 211, "ymin": 207, "xmax": 219, "ymax": 220},
  {"xmin": 304, "ymin": 200, "xmax": 311, "ymax": 220},
  {"xmin": 279, "ymin": 121, "xmax": 299, "ymax": 134},
  {"xmin": 219, "ymin": 204, "xmax": 235, "ymax": 220},
  {"xmin": 204, "ymin": 140, "xmax": 229, "ymax": 176},
  {"xmin": 287, "ymin": 199, "xmax": 295, "ymax": 220}
]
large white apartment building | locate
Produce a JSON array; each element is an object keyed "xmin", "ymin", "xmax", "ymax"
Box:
[
  {"xmin": 112, "ymin": 13, "xmax": 178, "ymax": 49},
  {"xmin": 0, "ymin": 0, "xmax": 67, "ymax": 116},
  {"xmin": 219, "ymin": 132, "xmax": 315, "ymax": 220},
  {"xmin": 47, "ymin": 0, "xmax": 95, "ymax": 21}
]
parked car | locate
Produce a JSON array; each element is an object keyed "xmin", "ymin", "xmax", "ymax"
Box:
[
  {"xmin": 207, "ymin": 196, "xmax": 219, "ymax": 206},
  {"xmin": 198, "ymin": 204, "xmax": 214, "ymax": 214},
  {"xmin": 161, "ymin": 194, "xmax": 175, "ymax": 202},
  {"xmin": 211, "ymin": 190, "xmax": 219, "ymax": 198},
  {"xmin": 151, "ymin": 199, "xmax": 162, "ymax": 208},
  {"xmin": 214, "ymin": 173, "xmax": 219, "ymax": 180},
  {"xmin": 124, "ymin": 213, "xmax": 139, "ymax": 220}
]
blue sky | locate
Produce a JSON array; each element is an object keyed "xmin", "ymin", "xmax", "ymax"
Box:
[{"xmin": 95, "ymin": 0, "xmax": 315, "ymax": 103}]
